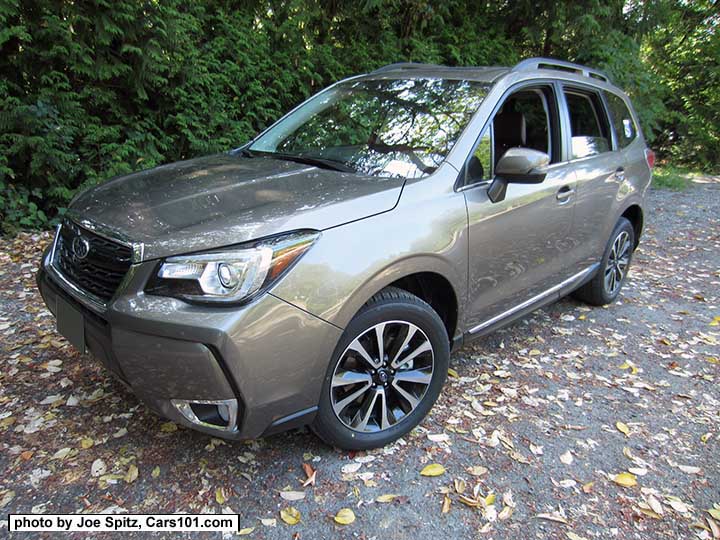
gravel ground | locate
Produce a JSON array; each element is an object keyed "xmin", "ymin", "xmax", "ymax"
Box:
[{"xmin": 1, "ymin": 180, "xmax": 719, "ymax": 540}]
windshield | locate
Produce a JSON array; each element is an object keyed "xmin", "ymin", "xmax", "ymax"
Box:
[{"xmin": 249, "ymin": 78, "xmax": 490, "ymax": 178}]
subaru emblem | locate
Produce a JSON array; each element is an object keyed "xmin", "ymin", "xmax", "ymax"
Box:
[{"xmin": 71, "ymin": 236, "xmax": 90, "ymax": 260}]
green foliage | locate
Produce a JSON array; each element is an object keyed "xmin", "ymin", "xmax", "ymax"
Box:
[
  {"xmin": 652, "ymin": 165, "xmax": 696, "ymax": 191},
  {"xmin": 0, "ymin": 0, "xmax": 717, "ymax": 231}
]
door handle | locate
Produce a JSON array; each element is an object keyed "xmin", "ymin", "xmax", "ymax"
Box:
[
  {"xmin": 556, "ymin": 185, "xmax": 575, "ymax": 202},
  {"xmin": 615, "ymin": 167, "xmax": 626, "ymax": 182}
]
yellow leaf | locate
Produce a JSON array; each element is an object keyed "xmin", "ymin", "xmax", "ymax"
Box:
[
  {"xmin": 151, "ymin": 466, "xmax": 160, "ymax": 478},
  {"xmin": 160, "ymin": 422, "xmax": 177, "ymax": 433},
  {"xmin": 616, "ymin": 422, "xmax": 631, "ymax": 437},
  {"xmin": 567, "ymin": 532, "xmax": 590, "ymax": 540},
  {"xmin": 420, "ymin": 463, "xmax": 446, "ymax": 477},
  {"xmin": 80, "ymin": 438, "xmax": 94, "ymax": 449},
  {"xmin": 280, "ymin": 507, "xmax": 301, "ymax": 525},
  {"xmin": 484, "ymin": 493, "xmax": 496, "ymax": 506},
  {"xmin": 467, "ymin": 466, "xmax": 488, "ymax": 476},
  {"xmin": 447, "ymin": 368, "xmax": 459, "ymax": 378},
  {"xmin": 441, "ymin": 495, "xmax": 451, "ymax": 514},
  {"xmin": 334, "ymin": 508, "xmax": 355, "ymax": 525},
  {"xmin": 215, "ymin": 487, "xmax": 226, "ymax": 505},
  {"xmin": 238, "ymin": 527, "xmax": 255, "ymax": 535},
  {"xmin": 709, "ymin": 316, "xmax": 720, "ymax": 327},
  {"xmin": 613, "ymin": 472, "xmax": 638, "ymax": 487},
  {"xmin": 124, "ymin": 464, "xmax": 138, "ymax": 484},
  {"xmin": 376, "ymin": 494, "xmax": 399, "ymax": 503},
  {"xmin": 709, "ymin": 508, "xmax": 720, "ymax": 520},
  {"xmin": 582, "ymin": 482, "xmax": 594, "ymax": 494}
]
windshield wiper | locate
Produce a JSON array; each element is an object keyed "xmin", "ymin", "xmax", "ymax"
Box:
[{"xmin": 254, "ymin": 151, "xmax": 356, "ymax": 173}]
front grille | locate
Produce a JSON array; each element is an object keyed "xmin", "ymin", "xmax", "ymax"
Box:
[{"xmin": 53, "ymin": 221, "xmax": 132, "ymax": 302}]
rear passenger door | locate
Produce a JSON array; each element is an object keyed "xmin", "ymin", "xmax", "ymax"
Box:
[{"xmin": 559, "ymin": 85, "xmax": 623, "ymax": 273}]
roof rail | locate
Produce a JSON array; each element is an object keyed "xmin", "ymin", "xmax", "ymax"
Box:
[
  {"xmin": 371, "ymin": 62, "xmax": 447, "ymax": 73},
  {"xmin": 512, "ymin": 57, "xmax": 610, "ymax": 83}
]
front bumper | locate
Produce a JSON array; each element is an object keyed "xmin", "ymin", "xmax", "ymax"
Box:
[{"xmin": 37, "ymin": 250, "xmax": 342, "ymax": 440}]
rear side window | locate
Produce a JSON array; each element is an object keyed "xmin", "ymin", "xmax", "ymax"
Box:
[
  {"xmin": 564, "ymin": 90, "xmax": 611, "ymax": 159},
  {"xmin": 604, "ymin": 92, "xmax": 637, "ymax": 149}
]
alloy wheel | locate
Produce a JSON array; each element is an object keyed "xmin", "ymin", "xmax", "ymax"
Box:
[
  {"xmin": 330, "ymin": 320, "xmax": 434, "ymax": 433},
  {"xmin": 604, "ymin": 230, "xmax": 631, "ymax": 295}
]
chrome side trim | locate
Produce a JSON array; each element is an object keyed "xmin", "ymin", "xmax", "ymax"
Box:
[
  {"xmin": 44, "ymin": 224, "xmax": 108, "ymax": 313},
  {"xmin": 66, "ymin": 210, "xmax": 145, "ymax": 263},
  {"xmin": 468, "ymin": 264, "xmax": 599, "ymax": 334}
]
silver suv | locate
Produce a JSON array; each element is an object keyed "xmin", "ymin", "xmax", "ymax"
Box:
[{"xmin": 37, "ymin": 58, "xmax": 654, "ymax": 449}]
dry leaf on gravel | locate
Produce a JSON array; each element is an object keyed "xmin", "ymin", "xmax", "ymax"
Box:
[
  {"xmin": 420, "ymin": 463, "xmax": 446, "ymax": 477},
  {"xmin": 280, "ymin": 507, "xmax": 301, "ymax": 525},
  {"xmin": 334, "ymin": 508, "xmax": 355, "ymax": 525},
  {"xmin": 613, "ymin": 472, "xmax": 637, "ymax": 487}
]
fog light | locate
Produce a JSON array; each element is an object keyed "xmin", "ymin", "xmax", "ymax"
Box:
[{"xmin": 171, "ymin": 398, "xmax": 238, "ymax": 432}]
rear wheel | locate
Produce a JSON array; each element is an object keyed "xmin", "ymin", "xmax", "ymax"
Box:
[
  {"xmin": 573, "ymin": 217, "xmax": 635, "ymax": 306},
  {"xmin": 312, "ymin": 287, "xmax": 449, "ymax": 450}
]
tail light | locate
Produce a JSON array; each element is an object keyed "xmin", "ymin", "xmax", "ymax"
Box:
[{"xmin": 644, "ymin": 148, "xmax": 655, "ymax": 170}]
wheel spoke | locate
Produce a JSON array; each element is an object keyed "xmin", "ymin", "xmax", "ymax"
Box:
[
  {"xmin": 348, "ymin": 337, "xmax": 381, "ymax": 369},
  {"xmin": 332, "ymin": 381, "xmax": 372, "ymax": 416},
  {"xmin": 374, "ymin": 323, "xmax": 387, "ymax": 365},
  {"xmin": 392, "ymin": 339, "xmax": 432, "ymax": 369},
  {"xmin": 390, "ymin": 324, "xmax": 418, "ymax": 366},
  {"xmin": 394, "ymin": 368, "xmax": 432, "ymax": 385},
  {"xmin": 351, "ymin": 388, "xmax": 383, "ymax": 431},
  {"xmin": 332, "ymin": 370, "xmax": 372, "ymax": 388},
  {"xmin": 391, "ymin": 380, "xmax": 420, "ymax": 409}
]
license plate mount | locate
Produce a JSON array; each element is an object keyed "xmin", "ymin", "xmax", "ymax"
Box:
[{"xmin": 56, "ymin": 297, "xmax": 86, "ymax": 353}]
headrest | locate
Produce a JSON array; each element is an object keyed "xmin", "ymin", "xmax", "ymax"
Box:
[{"xmin": 494, "ymin": 112, "xmax": 526, "ymax": 147}]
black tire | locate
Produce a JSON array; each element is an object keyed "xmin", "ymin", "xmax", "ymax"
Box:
[
  {"xmin": 312, "ymin": 287, "xmax": 449, "ymax": 450},
  {"xmin": 573, "ymin": 217, "xmax": 635, "ymax": 306}
]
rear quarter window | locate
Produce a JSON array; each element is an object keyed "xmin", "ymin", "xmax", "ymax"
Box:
[{"xmin": 604, "ymin": 92, "xmax": 638, "ymax": 149}]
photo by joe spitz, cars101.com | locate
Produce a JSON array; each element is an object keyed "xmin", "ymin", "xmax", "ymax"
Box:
[{"xmin": 37, "ymin": 57, "xmax": 653, "ymax": 451}]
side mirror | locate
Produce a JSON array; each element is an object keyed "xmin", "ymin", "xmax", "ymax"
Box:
[{"xmin": 488, "ymin": 148, "xmax": 550, "ymax": 203}]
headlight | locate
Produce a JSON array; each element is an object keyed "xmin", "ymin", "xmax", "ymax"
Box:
[{"xmin": 146, "ymin": 230, "xmax": 319, "ymax": 304}]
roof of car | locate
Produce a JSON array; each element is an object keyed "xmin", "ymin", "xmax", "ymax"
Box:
[{"xmin": 362, "ymin": 57, "xmax": 612, "ymax": 86}]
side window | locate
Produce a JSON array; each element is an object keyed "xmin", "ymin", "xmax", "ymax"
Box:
[
  {"xmin": 604, "ymin": 92, "xmax": 637, "ymax": 149},
  {"xmin": 564, "ymin": 89, "xmax": 611, "ymax": 159},
  {"xmin": 464, "ymin": 86, "xmax": 556, "ymax": 185}
]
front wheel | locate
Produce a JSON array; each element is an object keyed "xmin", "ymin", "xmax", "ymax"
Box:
[
  {"xmin": 573, "ymin": 217, "xmax": 635, "ymax": 306},
  {"xmin": 312, "ymin": 287, "xmax": 449, "ymax": 450}
]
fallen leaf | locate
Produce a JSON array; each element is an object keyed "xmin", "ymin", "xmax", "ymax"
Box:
[
  {"xmin": 334, "ymin": 508, "xmax": 355, "ymax": 525},
  {"xmin": 427, "ymin": 433, "xmax": 450, "ymax": 443},
  {"xmin": 151, "ymin": 466, "xmax": 160, "ymax": 478},
  {"xmin": 613, "ymin": 472, "xmax": 637, "ymax": 487},
  {"xmin": 537, "ymin": 511, "xmax": 568, "ymax": 524},
  {"xmin": 279, "ymin": 491, "xmax": 305, "ymax": 502},
  {"xmin": 80, "ymin": 438, "xmax": 93, "ymax": 449},
  {"xmin": 376, "ymin": 494, "xmax": 399, "ymax": 503},
  {"xmin": 447, "ymin": 368, "xmax": 459, "ymax": 378},
  {"xmin": 560, "ymin": 451, "xmax": 573, "ymax": 465},
  {"xmin": 160, "ymin": 422, "xmax": 177, "ymax": 433},
  {"xmin": 420, "ymin": 463, "xmax": 446, "ymax": 477},
  {"xmin": 709, "ymin": 508, "xmax": 720, "ymax": 521},
  {"xmin": 0, "ymin": 491, "xmax": 15, "ymax": 508},
  {"xmin": 582, "ymin": 482, "xmax": 594, "ymax": 494},
  {"xmin": 467, "ymin": 466, "xmax": 488, "ymax": 476},
  {"xmin": 678, "ymin": 465, "xmax": 701, "ymax": 475},
  {"xmin": 238, "ymin": 527, "xmax": 255, "ymax": 536},
  {"xmin": 616, "ymin": 421, "xmax": 631, "ymax": 437},
  {"xmin": 124, "ymin": 464, "xmax": 138, "ymax": 484},
  {"xmin": 280, "ymin": 507, "xmax": 301, "ymax": 525},
  {"xmin": 567, "ymin": 533, "xmax": 589, "ymax": 540},
  {"xmin": 91, "ymin": 459, "xmax": 107, "ymax": 477},
  {"xmin": 52, "ymin": 447, "xmax": 72, "ymax": 460},
  {"xmin": 215, "ymin": 487, "xmax": 227, "ymax": 505},
  {"xmin": 301, "ymin": 463, "xmax": 316, "ymax": 487},
  {"xmin": 707, "ymin": 517, "xmax": 720, "ymax": 539},
  {"xmin": 341, "ymin": 462, "xmax": 362, "ymax": 474},
  {"xmin": 441, "ymin": 495, "xmax": 451, "ymax": 514},
  {"xmin": 260, "ymin": 518, "xmax": 276, "ymax": 527}
]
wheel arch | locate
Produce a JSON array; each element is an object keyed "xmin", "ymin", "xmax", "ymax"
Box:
[{"xmin": 620, "ymin": 204, "xmax": 644, "ymax": 249}]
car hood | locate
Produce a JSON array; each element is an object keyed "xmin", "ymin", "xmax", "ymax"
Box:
[{"xmin": 69, "ymin": 154, "xmax": 404, "ymax": 261}]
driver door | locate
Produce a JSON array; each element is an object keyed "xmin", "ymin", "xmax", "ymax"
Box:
[{"xmin": 462, "ymin": 84, "xmax": 578, "ymax": 332}]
